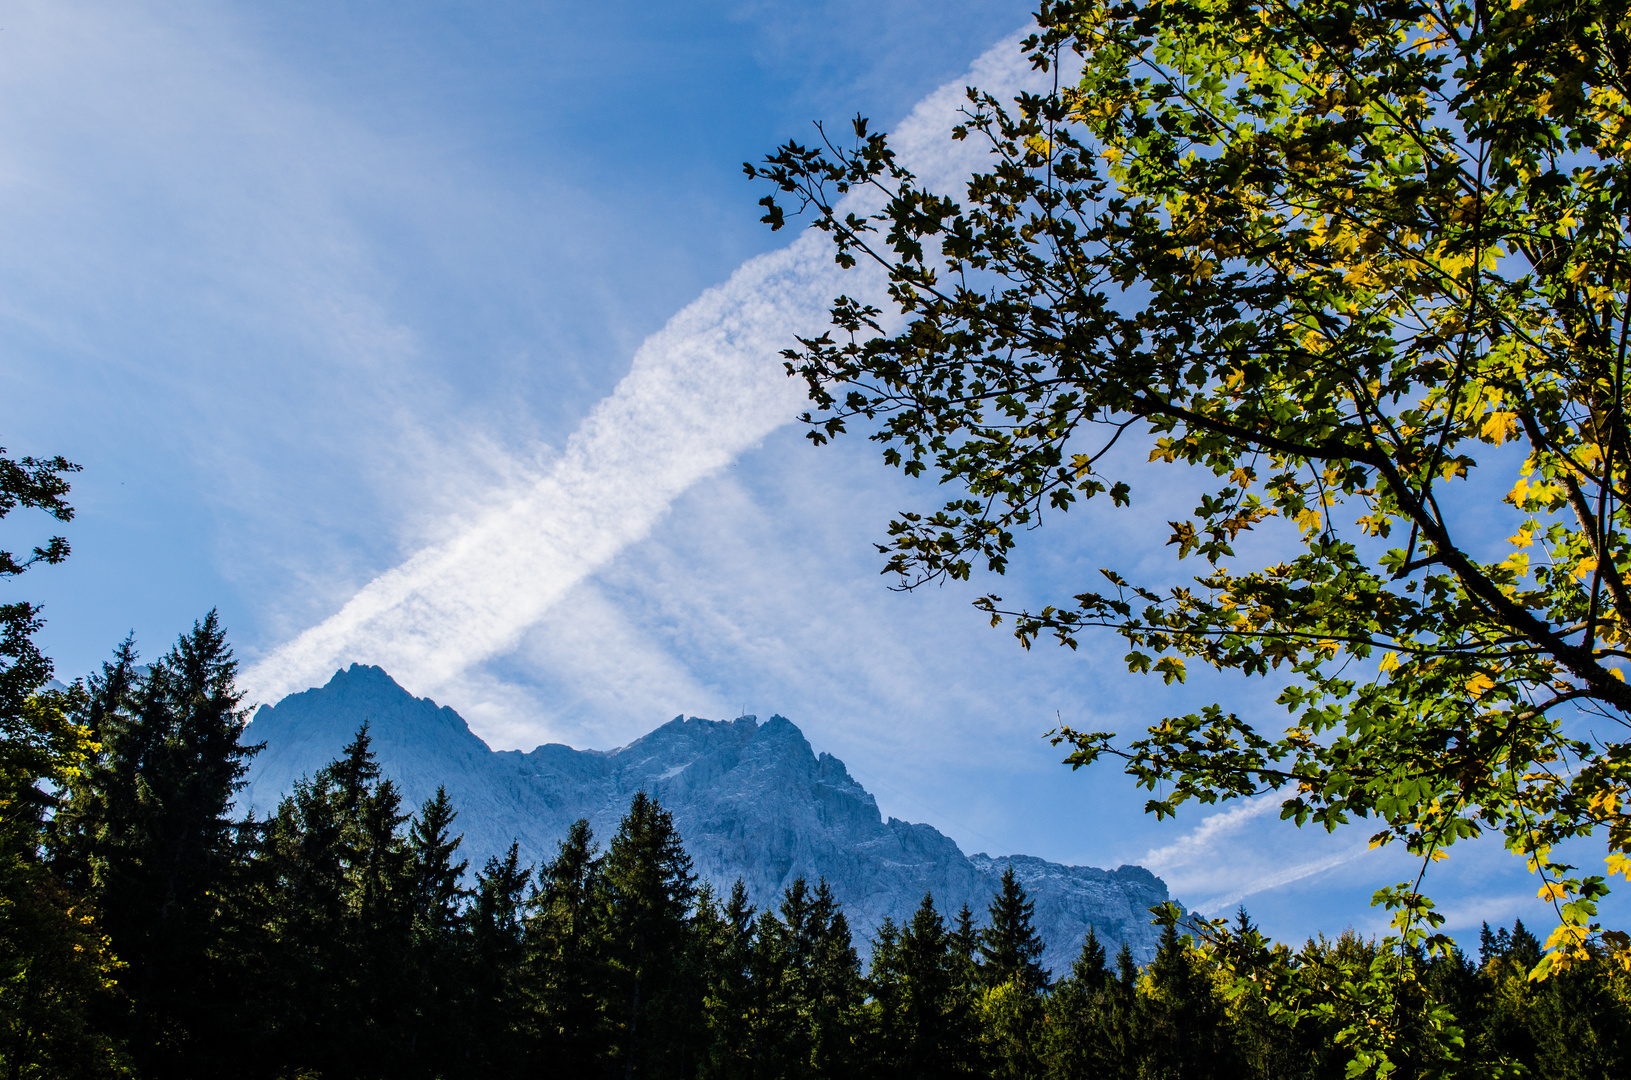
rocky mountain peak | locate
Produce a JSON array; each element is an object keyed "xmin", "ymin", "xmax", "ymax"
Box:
[{"xmin": 241, "ymin": 667, "xmax": 1171, "ymax": 968}]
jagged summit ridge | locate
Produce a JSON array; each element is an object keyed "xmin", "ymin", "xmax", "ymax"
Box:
[{"xmin": 242, "ymin": 664, "xmax": 1170, "ymax": 968}]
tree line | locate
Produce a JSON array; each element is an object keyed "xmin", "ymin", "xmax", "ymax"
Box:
[{"xmin": 1, "ymin": 618, "xmax": 1627, "ymax": 1078}]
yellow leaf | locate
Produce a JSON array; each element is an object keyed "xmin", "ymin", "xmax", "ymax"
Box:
[
  {"xmin": 1537, "ymin": 881, "xmax": 1570, "ymax": 902},
  {"xmin": 1545, "ymin": 922, "xmax": 1589, "ymax": 949},
  {"xmin": 1481, "ymin": 411, "xmax": 1517, "ymax": 443},
  {"xmin": 1379, "ymin": 651, "xmax": 1400, "ymax": 674}
]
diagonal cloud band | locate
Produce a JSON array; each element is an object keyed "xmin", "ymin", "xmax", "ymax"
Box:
[{"xmin": 240, "ymin": 30, "xmax": 1047, "ymax": 707}]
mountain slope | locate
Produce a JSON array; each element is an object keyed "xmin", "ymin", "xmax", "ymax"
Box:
[{"xmin": 242, "ymin": 664, "xmax": 1170, "ymax": 968}]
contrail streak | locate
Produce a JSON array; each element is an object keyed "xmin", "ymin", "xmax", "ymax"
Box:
[{"xmin": 241, "ymin": 30, "xmax": 1047, "ymax": 706}]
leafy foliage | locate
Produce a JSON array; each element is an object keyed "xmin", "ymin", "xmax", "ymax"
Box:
[
  {"xmin": 747, "ymin": 0, "xmax": 1631, "ymax": 975},
  {"xmin": 0, "ymin": 443, "xmax": 125, "ymax": 1080}
]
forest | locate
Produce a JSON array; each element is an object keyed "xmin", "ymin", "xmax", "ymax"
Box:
[{"xmin": 1, "ymin": 616, "xmax": 1627, "ymax": 1079}]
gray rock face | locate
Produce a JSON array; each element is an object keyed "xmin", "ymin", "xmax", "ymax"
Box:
[{"xmin": 242, "ymin": 664, "xmax": 1170, "ymax": 969}]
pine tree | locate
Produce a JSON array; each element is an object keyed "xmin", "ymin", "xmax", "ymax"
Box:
[
  {"xmin": 1478, "ymin": 921, "xmax": 1502, "ymax": 971},
  {"xmin": 869, "ymin": 893, "xmax": 980, "ymax": 1078},
  {"xmin": 600, "ymin": 792, "xmax": 700, "ymax": 1078},
  {"xmin": 260, "ymin": 774, "xmax": 341, "ymax": 1073},
  {"xmin": 977, "ymin": 866, "xmax": 1048, "ymax": 993},
  {"xmin": 749, "ymin": 903, "xmax": 799, "ymax": 1077},
  {"xmin": 696, "ymin": 880, "xmax": 755, "ymax": 1079},
  {"xmin": 803, "ymin": 879, "xmax": 863, "ymax": 1078},
  {"xmin": 1043, "ymin": 929, "xmax": 1114, "ymax": 1079},
  {"xmin": 468, "ymin": 842, "xmax": 531, "ymax": 1077},
  {"xmin": 1506, "ymin": 920, "xmax": 1541, "ymax": 974},
  {"xmin": 406, "ymin": 786, "xmax": 470, "ymax": 1078},
  {"xmin": 1115, "ymin": 942, "xmax": 1137, "ymax": 996},
  {"xmin": 1524, "ymin": 948, "xmax": 1631, "ymax": 1078},
  {"xmin": 1138, "ymin": 923, "xmax": 1238, "ymax": 1080},
  {"xmin": 732, "ymin": 876, "xmax": 866, "ymax": 1080},
  {"xmin": 50, "ymin": 615, "xmax": 258, "ymax": 1077},
  {"xmin": 1217, "ymin": 909, "xmax": 1324, "ymax": 1080},
  {"xmin": 1471, "ymin": 917, "xmax": 1631, "ymax": 1075},
  {"xmin": 258, "ymin": 725, "xmax": 420, "ymax": 1079},
  {"xmin": 525, "ymin": 817, "xmax": 610, "ymax": 1074},
  {"xmin": 346, "ymin": 755, "xmax": 417, "ymax": 1076}
]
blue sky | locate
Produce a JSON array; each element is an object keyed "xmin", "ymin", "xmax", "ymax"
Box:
[{"xmin": 3, "ymin": 0, "xmax": 1615, "ymax": 948}]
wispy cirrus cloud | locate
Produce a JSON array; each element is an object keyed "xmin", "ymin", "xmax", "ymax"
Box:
[
  {"xmin": 1140, "ymin": 794, "xmax": 1376, "ymax": 916},
  {"xmin": 1188, "ymin": 844, "xmax": 1374, "ymax": 917},
  {"xmin": 240, "ymin": 29, "xmax": 1050, "ymax": 707},
  {"xmin": 240, "ymin": 233, "xmax": 852, "ymax": 704}
]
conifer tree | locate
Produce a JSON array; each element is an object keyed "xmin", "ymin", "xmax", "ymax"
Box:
[
  {"xmin": 696, "ymin": 880, "xmax": 756, "ymax": 1080},
  {"xmin": 468, "ymin": 842, "xmax": 531, "ymax": 1077},
  {"xmin": 260, "ymin": 760, "xmax": 354, "ymax": 1074},
  {"xmin": 525, "ymin": 817, "xmax": 610, "ymax": 1073},
  {"xmin": 1520, "ymin": 951, "xmax": 1631, "ymax": 1077},
  {"xmin": 727, "ymin": 876, "xmax": 868, "ymax": 1080},
  {"xmin": 410, "ymin": 787, "xmax": 468, "ymax": 932},
  {"xmin": 406, "ymin": 786, "xmax": 470, "ymax": 1077},
  {"xmin": 869, "ymin": 894, "xmax": 980, "ymax": 1078},
  {"xmin": 977, "ymin": 867, "xmax": 1048, "ymax": 993},
  {"xmin": 1043, "ymin": 929, "xmax": 1129, "ymax": 1080},
  {"xmin": 600, "ymin": 792, "xmax": 700, "ymax": 1078},
  {"xmin": 803, "ymin": 879, "xmax": 863, "ymax": 1078},
  {"xmin": 1506, "ymin": 921, "xmax": 1542, "ymax": 974},
  {"xmin": 1214, "ymin": 909, "xmax": 1327, "ymax": 1080},
  {"xmin": 1139, "ymin": 924, "xmax": 1238, "ymax": 1080},
  {"xmin": 258, "ymin": 725, "xmax": 419, "ymax": 1079},
  {"xmin": 1115, "ymin": 942, "xmax": 1137, "ymax": 996},
  {"xmin": 346, "ymin": 751, "xmax": 417, "ymax": 1076},
  {"xmin": 970, "ymin": 870, "xmax": 1046, "ymax": 1078},
  {"xmin": 51, "ymin": 614, "xmax": 257, "ymax": 1077},
  {"xmin": 748, "ymin": 903, "xmax": 799, "ymax": 1076},
  {"xmin": 950, "ymin": 903, "xmax": 979, "ymax": 991}
]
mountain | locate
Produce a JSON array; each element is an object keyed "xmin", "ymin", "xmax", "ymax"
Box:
[{"xmin": 241, "ymin": 664, "xmax": 1171, "ymax": 970}]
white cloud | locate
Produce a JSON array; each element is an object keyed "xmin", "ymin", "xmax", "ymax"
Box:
[
  {"xmin": 239, "ymin": 228, "xmax": 854, "ymax": 704},
  {"xmin": 1141, "ymin": 795, "xmax": 1282, "ymax": 872},
  {"xmin": 1188, "ymin": 843, "xmax": 1373, "ymax": 916},
  {"xmin": 240, "ymin": 28, "xmax": 1051, "ymax": 707},
  {"xmin": 1138, "ymin": 794, "xmax": 1378, "ymax": 916}
]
